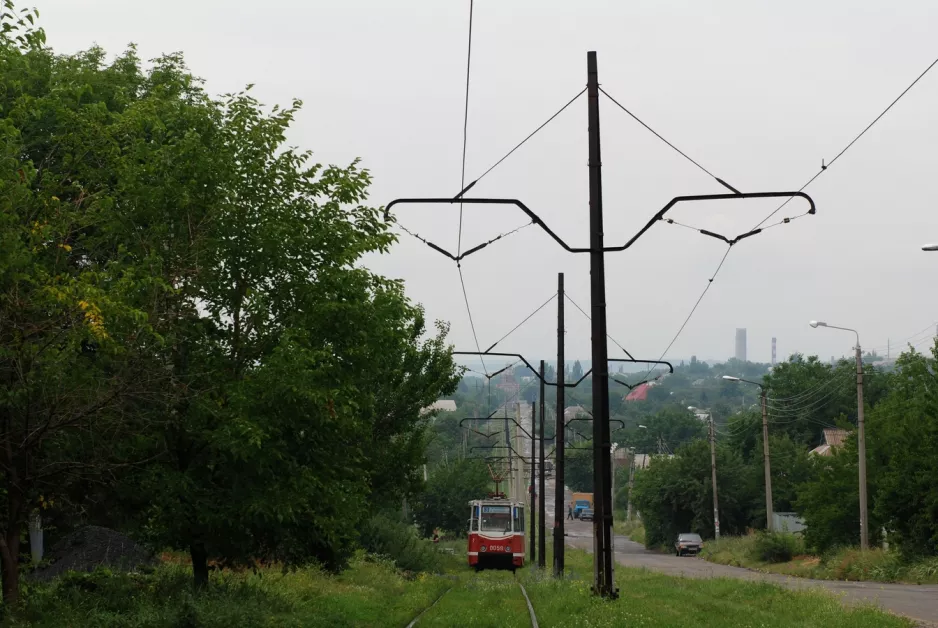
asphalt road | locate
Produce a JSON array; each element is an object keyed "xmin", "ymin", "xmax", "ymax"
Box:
[{"xmin": 542, "ymin": 477, "xmax": 938, "ymax": 626}]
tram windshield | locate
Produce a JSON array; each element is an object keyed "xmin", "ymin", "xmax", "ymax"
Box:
[{"xmin": 479, "ymin": 504, "xmax": 513, "ymax": 533}]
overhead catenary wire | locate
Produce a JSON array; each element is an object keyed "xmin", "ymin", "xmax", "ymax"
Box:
[
  {"xmin": 456, "ymin": 0, "xmax": 474, "ymax": 256},
  {"xmin": 485, "ymin": 292, "xmax": 558, "ymax": 353},
  {"xmin": 638, "ymin": 54, "xmax": 938, "ymax": 379},
  {"xmin": 456, "ymin": 88, "xmax": 587, "ymax": 198},
  {"xmin": 752, "ymin": 54, "xmax": 938, "ymax": 230},
  {"xmin": 564, "ymin": 292, "xmax": 634, "ymax": 359},
  {"xmin": 458, "ymin": 266, "xmax": 488, "ymax": 375},
  {"xmin": 599, "ymin": 87, "xmax": 731, "ymax": 190}
]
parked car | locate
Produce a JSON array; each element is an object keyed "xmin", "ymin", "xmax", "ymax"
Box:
[
  {"xmin": 674, "ymin": 533, "xmax": 703, "ymax": 556},
  {"xmin": 579, "ymin": 508, "xmax": 594, "ymax": 522}
]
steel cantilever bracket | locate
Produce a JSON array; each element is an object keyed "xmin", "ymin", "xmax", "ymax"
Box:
[{"xmin": 385, "ymin": 191, "xmax": 816, "ymax": 262}]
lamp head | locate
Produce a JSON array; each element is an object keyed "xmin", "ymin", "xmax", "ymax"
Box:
[
  {"xmin": 722, "ymin": 375, "xmax": 740, "ymax": 382},
  {"xmin": 809, "ymin": 320, "xmax": 827, "ymax": 328}
]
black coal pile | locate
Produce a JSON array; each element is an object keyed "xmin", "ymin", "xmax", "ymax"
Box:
[{"xmin": 29, "ymin": 525, "xmax": 156, "ymax": 582}]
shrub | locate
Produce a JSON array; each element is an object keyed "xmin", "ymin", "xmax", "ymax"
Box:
[
  {"xmin": 752, "ymin": 532, "xmax": 804, "ymax": 564},
  {"xmin": 908, "ymin": 556, "xmax": 938, "ymax": 582},
  {"xmin": 358, "ymin": 514, "xmax": 442, "ymax": 574},
  {"xmin": 822, "ymin": 547, "xmax": 902, "ymax": 582}
]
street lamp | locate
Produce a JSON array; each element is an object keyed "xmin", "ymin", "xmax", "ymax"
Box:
[
  {"xmin": 923, "ymin": 244, "xmax": 938, "ymax": 251},
  {"xmin": 723, "ymin": 375, "xmax": 773, "ymax": 531},
  {"xmin": 689, "ymin": 405, "xmax": 720, "ymax": 540},
  {"xmin": 808, "ymin": 320, "xmax": 869, "ymax": 550}
]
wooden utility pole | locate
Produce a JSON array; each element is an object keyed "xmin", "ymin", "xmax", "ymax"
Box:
[
  {"xmin": 530, "ymin": 400, "xmax": 537, "ymax": 564},
  {"xmin": 538, "ymin": 361, "xmax": 547, "ymax": 568},
  {"xmin": 709, "ymin": 415, "xmax": 721, "ymax": 540},
  {"xmin": 760, "ymin": 388, "xmax": 774, "ymax": 532},
  {"xmin": 553, "ymin": 272, "xmax": 566, "ymax": 577}
]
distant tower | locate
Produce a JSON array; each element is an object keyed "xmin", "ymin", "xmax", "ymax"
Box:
[
  {"xmin": 771, "ymin": 337, "xmax": 777, "ymax": 366},
  {"xmin": 735, "ymin": 328, "xmax": 747, "ymax": 362}
]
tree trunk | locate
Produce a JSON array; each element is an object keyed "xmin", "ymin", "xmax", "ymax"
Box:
[
  {"xmin": 0, "ymin": 529, "xmax": 21, "ymax": 604},
  {"xmin": 190, "ymin": 541, "xmax": 209, "ymax": 591}
]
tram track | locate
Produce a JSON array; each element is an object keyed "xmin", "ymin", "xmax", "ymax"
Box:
[{"xmin": 403, "ymin": 571, "xmax": 540, "ymax": 627}]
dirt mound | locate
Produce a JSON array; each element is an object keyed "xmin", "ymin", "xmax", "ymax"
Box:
[{"xmin": 29, "ymin": 525, "xmax": 156, "ymax": 582}]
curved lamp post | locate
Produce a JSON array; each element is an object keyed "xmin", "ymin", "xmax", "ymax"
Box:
[{"xmin": 808, "ymin": 320, "xmax": 868, "ymax": 550}]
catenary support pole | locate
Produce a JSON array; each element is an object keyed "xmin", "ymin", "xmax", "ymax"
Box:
[
  {"xmin": 761, "ymin": 388, "xmax": 774, "ymax": 532},
  {"xmin": 530, "ymin": 400, "xmax": 537, "ymax": 564},
  {"xmin": 587, "ymin": 50, "xmax": 615, "ymax": 598},
  {"xmin": 856, "ymin": 343, "xmax": 869, "ymax": 550},
  {"xmin": 554, "ymin": 272, "xmax": 566, "ymax": 577},
  {"xmin": 539, "ymin": 361, "xmax": 547, "ymax": 568},
  {"xmin": 709, "ymin": 415, "xmax": 721, "ymax": 540}
]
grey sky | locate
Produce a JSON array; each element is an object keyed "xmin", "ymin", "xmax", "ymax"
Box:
[{"xmin": 35, "ymin": 0, "xmax": 938, "ymax": 365}]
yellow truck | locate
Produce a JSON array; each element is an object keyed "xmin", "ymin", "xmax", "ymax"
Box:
[{"xmin": 570, "ymin": 492, "xmax": 593, "ymax": 518}]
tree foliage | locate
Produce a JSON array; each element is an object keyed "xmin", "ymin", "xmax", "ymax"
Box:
[
  {"xmin": 0, "ymin": 4, "xmax": 460, "ymax": 598},
  {"xmin": 413, "ymin": 458, "xmax": 491, "ymax": 537}
]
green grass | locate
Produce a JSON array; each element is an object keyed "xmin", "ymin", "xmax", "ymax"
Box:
[
  {"xmin": 520, "ymin": 548, "xmax": 910, "ymax": 627},
  {"xmin": 4, "ymin": 543, "xmax": 912, "ymax": 627},
  {"xmin": 614, "ymin": 519, "xmax": 646, "ymax": 546},
  {"xmin": 6, "ymin": 553, "xmax": 455, "ymax": 628},
  {"xmin": 700, "ymin": 535, "xmax": 938, "ymax": 585}
]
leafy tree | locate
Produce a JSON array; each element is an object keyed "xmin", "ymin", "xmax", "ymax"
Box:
[
  {"xmin": 413, "ymin": 458, "xmax": 491, "ymax": 536},
  {"xmin": 572, "ymin": 360, "xmax": 584, "ymax": 382},
  {"xmin": 115, "ymin": 84, "xmax": 460, "ymax": 586},
  {"xmin": 565, "ymin": 449, "xmax": 593, "ymax": 492},
  {"xmin": 867, "ymin": 343, "xmax": 938, "ymax": 557},
  {"xmin": 795, "ymin": 438, "xmax": 881, "ymax": 552},
  {"xmin": 0, "ymin": 12, "xmax": 174, "ymax": 602},
  {"xmin": 631, "ymin": 441, "xmax": 756, "ymax": 547}
]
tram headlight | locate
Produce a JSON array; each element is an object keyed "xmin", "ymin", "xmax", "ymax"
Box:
[
  {"xmin": 505, "ymin": 546, "xmax": 511, "ymax": 553},
  {"xmin": 480, "ymin": 545, "xmax": 487, "ymax": 552}
]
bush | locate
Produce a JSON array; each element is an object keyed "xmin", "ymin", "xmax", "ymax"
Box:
[
  {"xmin": 699, "ymin": 536, "xmax": 754, "ymax": 567},
  {"xmin": 358, "ymin": 514, "xmax": 442, "ymax": 574},
  {"xmin": 822, "ymin": 547, "xmax": 902, "ymax": 582},
  {"xmin": 752, "ymin": 532, "xmax": 804, "ymax": 564}
]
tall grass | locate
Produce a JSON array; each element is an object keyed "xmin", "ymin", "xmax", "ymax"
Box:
[
  {"xmin": 700, "ymin": 534, "xmax": 938, "ymax": 585},
  {"xmin": 9, "ymin": 553, "xmax": 453, "ymax": 628}
]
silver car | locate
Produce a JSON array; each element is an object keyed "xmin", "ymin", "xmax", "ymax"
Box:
[{"xmin": 675, "ymin": 533, "xmax": 703, "ymax": 556}]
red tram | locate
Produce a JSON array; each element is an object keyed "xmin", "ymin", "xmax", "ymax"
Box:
[{"xmin": 467, "ymin": 495, "xmax": 525, "ymax": 571}]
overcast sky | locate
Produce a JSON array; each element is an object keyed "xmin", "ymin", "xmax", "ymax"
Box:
[{"xmin": 33, "ymin": 0, "xmax": 938, "ymax": 366}]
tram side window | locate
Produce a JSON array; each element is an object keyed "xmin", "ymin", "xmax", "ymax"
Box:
[
  {"xmin": 471, "ymin": 506, "xmax": 479, "ymax": 531},
  {"xmin": 513, "ymin": 507, "xmax": 524, "ymax": 533}
]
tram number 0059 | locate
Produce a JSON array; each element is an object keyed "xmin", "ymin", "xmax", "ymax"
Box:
[{"xmin": 487, "ymin": 545, "xmax": 506, "ymax": 552}]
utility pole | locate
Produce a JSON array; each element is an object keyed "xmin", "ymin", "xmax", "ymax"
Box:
[
  {"xmin": 760, "ymin": 387, "xmax": 774, "ymax": 532},
  {"xmin": 553, "ymin": 272, "xmax": 566, "ymax": 577},
  {"xmin": 709, "ymin": 414, "xmax": 721, "ymax": 540},
  {"xmin": 530, "ymin": 400, "xmax": 537, "ymax": 564},
  {"xmin": 626, "ymin": 450, "xmax": 636, "ymax": 520},
  {"xmin": 808, "ymin": 322, "xmax": 868, "ymax": 550},
  {"xmin": 587, "ymin": 50, "xmax": 615, "ymax": 598},
  {"xmin": 856, "ymin": 343, "xmax": 869, "ymax": 550},
  {"xmin": 538, "ymin": 361, "xmax": 546, "ymax": 568}
]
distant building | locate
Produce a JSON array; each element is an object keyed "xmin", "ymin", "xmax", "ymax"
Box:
[
  {"xmin": 735, "ymin": 328, "xmax": 747, "ymax": 362},
  {"xmin": 420, "ymin": 399, "xmax": 457, "ymax": 415},
  {"xmin": 563, "ymin": 405, "xmax": 589, "ymax": 421},
  {"xmin": 809, "ymin": 428, "xmax": 850, "ymax": 456}
]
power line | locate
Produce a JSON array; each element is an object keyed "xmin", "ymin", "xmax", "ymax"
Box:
[
  {"xmin": 456, "ymin": 88, "xmax": 587, "ymax": 197},
  {"xmin": 456, "ymin": 0, "xmax": 474, "ymax": 256},
  {"xmin": 752, "ymin": 54, "xmax": 938, "ymax": 230},
  {"xmin": 485, "ymin": 292, "xmax": 558, "ymax": 353},
  {"xmin": 640, "ymin": 246, "xmax": 732, "ymax": 378},
  {"xmin": 599, "ymin": 87, "xmax": 731, "ymax": 190},
  {"xmin": 457, "ymin": 266, "xmax": 487, "ymax": 375},
  {"xmin": 564, "ymin": 293, "xmax": 634, "ymax": 359}
]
